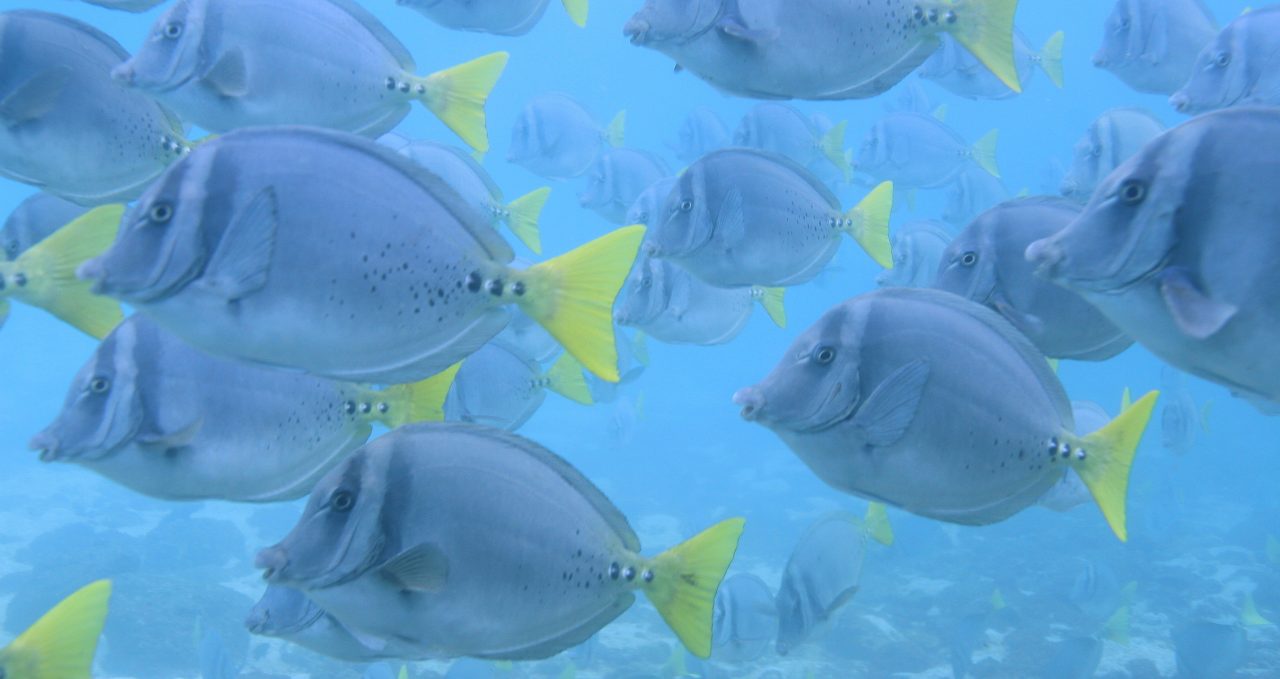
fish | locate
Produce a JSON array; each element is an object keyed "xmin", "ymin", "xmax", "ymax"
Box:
[
  {"xmin": 255, "ymin": 423, "xmax": 745, "ymax": 660},
  {"xmin": 1038, "ymin": 400, "xmax": 1116, "ymax": 513},
  {"xmin": 623, "ymin": 0, "xmax": 1022, "ymax": 100},
  {"xmin": 933, "ymin": 197, "xmax": 1132, "ymax": 361},
  {"xmin": 670, "ymin": 107, "xmax": 731, "ymax": 164},
  {"xmin": 246, "ymin": 585, "xmax": 416, "ymax": 661},
  {"xmin": 920, "ymin": 30, "xmax": 1065, "ymax": 100},
  {"xmin": 733, "ymin": 287, "xmax": 1158, "ymax": 540},
  {"xmin": 1067, "ymin": 560, "xmax": 1127, "ymax": 624},
  {"xmin": 775, "ymin": 505, "xmax": 893, "ymax": 655},
  {"xmin": 1041, "ymin": 636, "xmax": 1102, "ymax": 679},
  {"xmin": 1027, "ymin": 108, "xmax": 1280, "ymax": 407},
  {"xmin": 647, "ymin": 148, "xmax": 893, "ymax": 288},
  {"xmin": 0, "ymin": 10, "xmax": 192, "ymax": 205},
  {"xmin": 78, "ymin": 126, "xmax": 644, "ymax": 385},
  {"xmin": 81, "ymin": 0, "xmax": 168, "ymax": 10},
  {"xmin": 876, "ymin": 220, "xmax": 954, "ymax": 289},
  {"xmin": 1060, "ymin": 108, "xmax": 1166, "ymax": 203},
  {"xmin": 198, "ymin": 629, "xmax": 241, "ymax": 679},
  {"xmin": 112, "ymin": 0, "xmax": 507, "ymax": 151},
  {"xmin": 624, "ymin": 178, "xmax": 678, "ymax": 228},
  {"xmin": 1173, "ymin": 621, "xmax": 1244, "ymax": 678},
  {"xmin": 0, "ymin": 204, "xmax": 123, "ymax": 338},
  {"xmin": 1094, "ymin": 0, "xmax": 1219, "ymax": 95},
  {"xmin": 508, "ymin": 93, "xmax": 625, "ymax": 179},
  {"xmin": 0, "ymin": 579, "xmax": 111, "ymax": 679},
  {"xmin": 445, "ymin": 343, "xmax": 592, "ymax": 430},
  {"xmin": 386, "ymin": 136, "xmax": 550, "ymax": 253},
  {"xmin": 30, "ymin": 315, "xmax": 457, "ymax": 502},
  {"xmin": 585, "ymin": 329, "xmax": 648, "ymax": 404},
  {"xmin": 2, "ymin": 193, "xmax": 90, "ymax": 261},
  {"xmin": 1170, "ymin": 6, "xmax": 1280, "ymax": 113},
  {"xmin": 579, "ymin": 148, "xmax": 671, "ymax": 224},
  {"xmin": 1159, "ymin": 367, "xmax": 1209, "ymax": 456},
  {"xmin": 614, "ymin": 256, "xmax": 785, "ymax": 346},
  {"xmin": 733, "ymin": 103, "xmax": 851, "ymax": 181},
  {"xmin": 396, "ymin": 0, "xmax": 588, "ymax": 36},
  {"xmin": 943, "ymin": 165, "xmax": 1010, "ymax": 227},
  {"xmin": 495, "ymin": 309, "xmax": 561, "ymax": 364},
  {"xmin": 857, "ymin": 112, "xmax": 1000, "ymax": 189},
  {"xmin": 710, "ymin": 573, "xmax": 777, "ymax": 663}
]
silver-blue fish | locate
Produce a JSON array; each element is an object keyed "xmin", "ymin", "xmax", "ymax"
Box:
[
  {"xmin": 1060, "ymin": 108, "xmax": 1165, "ymax": 203},
  {"xmin": 2, "ymin": 193, "xmax": 89, "ymax": 261},
  {"xmin": 857, "ymin": 112, "xmax": 1000, "ymax": 189},
  {"xmin": 1170, "ymin": 7, "xmax": 1280, "ymax": 113},
  {"xmin": 876, "ymin": 220, "xmax": 954, "ymax": 289},
  {"xmin": 508, "ymin": 93, "xmax": 624, "ymax": 179},
  {"xmin": 579, "ymin": 148, "xmax": 670, "ymax": 224},
  {"xmin": 1094, "ymin": 0, "xmax": 1218, "ymax": 95}
]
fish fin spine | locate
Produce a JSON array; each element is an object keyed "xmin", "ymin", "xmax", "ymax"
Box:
[
  {"xmin": 751, "ymin": 287, "xmax": 787, "ymax": 328},
  {"xmin": 545, "ymin": 353, "xmax": 594, "ymax": 405},
  {"xmin": 13, "ymin": 204, "xmax": 124, "ymax": 338},
  {"xmin": 604, "ymin": 110, "xmax": 627, "ymax": 148},
  {"xmin": 561, "ymin": 0, "xmax": 588, "ymax": 27},
  {"xmin": 1040, "ymin": 31, "xmax": 1066, "ymax": 87},
  {"xmin": 378, "ymin": 363, "xmax": 461, "ymax": 427},
  {"xmin": 971, "ymin": 129, "xmax": 1001, "ymax": 178}
]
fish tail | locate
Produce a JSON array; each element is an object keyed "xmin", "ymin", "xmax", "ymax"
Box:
[
  {"xmin": 1120, "ymin": 386, "xmax": 1132, "ymax": 412},
  {"xmin": 2, "ymin": 579, "xmax": 111, "ymax": 679},
  {"xmin": 642, "ymin": 518, "xmax": 745, "ymax": 659},
  {"xmin": 947, "ymin": 0, "xmax": 1022, "ymax": 93},
  {"xmin": 631, "ymin": 330, "xmax": 650, "ymax": 366},
  {"xmin": 863, "ymin": 502, "xmax": 894, "ymax": 546},
  {"xmin": 971, "ymin": 130, "xmax": 1001, "ymax": 178},
  {"xmin": 1242, "ymin": 592, "xmax": 1272, "ymax": 627},
  {"xmin": 842, "ymin": 181, "xmax": 894, "ymax": 269},
  {"xmin": 505, "ymin": 187, "xmax": 551, "ymax": 254},
  {"xmin": 990, "ymin": 587, "xmax": 1006, "ymax": 610},
  {"xmin": 1071, "ymin": 390, "xmax": 1159, "ymax": 542},
  {"xmin": 1040, "ymin": 31, "xmax": 1066, "ymax": 88},
  {"xmin": 12, "ymin": 204, "xmax": 124, "ymax": 339},
  {"xmin": 418, "ymin": 52, "xmax": 510, "ymax": 153},
  {"xmin": 1104, "ymin": 604, "xmax": 1131, "ymax": 644},
  {"xmin": 377, "ymin": 363, "xmax": 461, "ymax": 428},
  {"xmin": 517, "ymin": 226, "xmax": 646, "ymax": 382},
  {"xmin": 544, "ymin": 353, "xmax": 593, "ymax": 405},
  {"xmin": 818, "ymin": 121, "xmax": 852, "ymax": 183},
  {"xmin": 561, "ymin": 0, "xmax": 589, "ymax": 27},
  {"xmin": 603, "ymin": 110, "xmax": 627, "ymax": 148},
  {"xmin": 751, "ymin": 286, "xmax": 786, "ymax": 328}
]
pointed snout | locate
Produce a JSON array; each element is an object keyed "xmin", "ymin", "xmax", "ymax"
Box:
[
  {"xmin": 256, "ymin": 546, "xmax": 290, "ymax": 582},
  {"xmin": 1091, "ymin": 50, "xmax": 1107, "ymax": 68},
  {"xmin": 28, "ymin": 430, "xmax": 60, "ymax": 462},
  {"xmin": 110, "ymin": 62, "xmax": 136, "ymax": 87},
  {"xmin": 1025, "ymin": 237, "xmax": 1065, "ymax": 280},
  {"xmin": 1169, "ymin": 92, "xmax": 1190, "ymax": 113},
  {"xmin": 623, "ymin": 16, "xmax": 650, "ymax": 45},
  {"xmin": 244, "ymin": 607, "xmax": 270, "ymax": 634},
  {"xmin": 76, "ymin": 257, "xmax": 109, "ymax": 293},
  {"xmin": 732, "ymin": 386, "xmax": 766, "ymax": 421}
]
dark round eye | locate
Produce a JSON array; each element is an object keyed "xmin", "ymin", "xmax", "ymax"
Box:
[
  {"xmin": 1119, "ymin": 17, "xmax": 1130, "ymax": 29},
  {"xmin": 1119, "ymin": 179, "xmax": 1146, "ymax": 204},
  {"xmin": 163, "ymin": 22, "xmax": 183, "ymax": 39},
  {"xmin": 88, "ymin": 376, "xmax": 111, "ymax": 394},
  {"xmin": 330, "ymin": 490, "xmax": 355, "ymax": 512},
  {"xmin": 679, "ymin": 199, "xmax": 693, "ymax": 212},
  {"xmin": 814, "ymin": 346, "xmax": 836, "ymax": 364},
  {"xmin": 148, "ymin": 202, "xmax": 174, "ymax": 224},
  {"xmin": 639, "ymin": 275, "xmax": 651, "ymax": 289},
  {"xmin": 960, "ymin": 252, "xmax": 978, "ymax": 266},
  {"xmin": 1215, "ymin": 51, "xmax": 1231, "ymax": 67}
]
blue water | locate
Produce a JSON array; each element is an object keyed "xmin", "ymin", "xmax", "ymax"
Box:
[{"xmin": 1, "ymin": 0, "xmax": 1277, "ymax": 677}]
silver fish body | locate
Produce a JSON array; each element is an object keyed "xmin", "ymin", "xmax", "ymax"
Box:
[
  {"xmin": 711, "ymin": 573, "xmax": 777, "ymax": 663},
  {"xmin": 774, "ymin": 513, "xmax": 868, "ymax": 655},
  {"xmin": 877, "ymin": 220, "xmax": 953, "ymax": 289},
  {"xmin": 1061, "ymin": 108, "xmax": 1166, "ymax": 203},
  {"xmin": 1094, "ymin": 0, "xmax": 1218, "ymax": 95},
  {"xmin": 2, "ymin": 193, "xmax": 90, "ymax": 260},
  {"xmin": 614, "ymin": 256, "xmax": 757, "ymax": 346},
  {"xmin": 1170, "ymin": 7, "xmax": 1280, "ymax": 113},
  {"xmin": 579, "ymin": 148, "xmax": 669, "ymax": 224}
]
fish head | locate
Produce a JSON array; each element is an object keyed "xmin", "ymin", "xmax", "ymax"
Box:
[
  {"xmin": 0, "ymin": 226, "xmax": 20, "ymax": 261},
  {"xmin": 79, "ymin": 148, "xmax": 215, "ymax": 303},
  {"xmin": 933, "ymin": 223, "xmax": 998, "ymax": 303},
  {"xmin": 646, "ymin": 164, "xmax": 714, "ymax": 260},
  {"xmin": 578, "ymin": 153, "xmax": 615, "ymax": 209},
  {"xmin": 1026, "ymin": 132, "xmax": 1189, "ymax": 295},
  {"xmin": 734, "ymin": 302, "xmax": 864, "ymax": 432},
  {"xmin": 772, "ymin": 576, "xmax": 811, "ymax": 656},
  {"xmin": 1093, "ymin": 0, "xmax": 1141, "ymax": 72},
  {"xmin": 625, "ymin": 177, "xmax": 675, "ymax": 227},
  {"xmin": 31, "ymin": 320, "xmax": 144, "ymax": 462},
  {"xmin": 856, "ymin": 122, "xmax": 890, "ymax": 176},
  {"xmin": 614, "ymin": 256, "xmax": 669, "ymax": 327},
  {"xmin": 1062, "ymin": 125, "xmax": 1105, "ymax": 201},
  {"xmin": 246, "ymin": 585, "xmax": 323, "ymax": 636},
  {"xmin": 1170, "ymin": 28, "xmax": 1247, "ymax": 114},
  {"xmin": 257, "ymin": 445, "xmax": 391, "ymax": 590},
  {"xmin": 624, "ymin": 0, "xmax": 720, "ymax": 47},
  {"xmin": 112, "ymin": 0, "xmax": 208, "ymax": 92},
  {"xmin": 731, "ymin": 110, "xmax": 761, "ymax": 148},
  {"xmin": 506, "ymin": 104, "xmax": 544, "ymax": 165}
]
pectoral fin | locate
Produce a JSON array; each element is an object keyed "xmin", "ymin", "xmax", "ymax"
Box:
[
  {"xmin": 852, "ymin": 359, "xmax": 930, "ymax": 447},
  {"xmin": 202, "ymin": 48, "xmax": 249, "ymax": 98},
  {"xmin": 200, "ymin": 187, "xmax": 277, "ymax": 300},
  {"xmin": 138, "ymin": 418, "xmax": 203, "ymax": 451},
  {"xmin": 381, "ymin": 543, "xmax": 449, "ymax": 592},
  {"xmin": 717, "ymin": 17, "xmax": 779, "ymax": 44},
  {"xmin": 1159, "ymin": 268, "xmax": 1236, "ymax": 340}
]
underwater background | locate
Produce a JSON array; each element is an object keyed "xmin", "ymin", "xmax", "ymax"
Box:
[{"xmin": 0, "ymin": 0, "xmax": 1278, "ymax": 677}]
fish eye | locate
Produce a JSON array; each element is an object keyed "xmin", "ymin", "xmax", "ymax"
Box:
[
  {"xmin": 679, "ymin": 199, "xmax": 693, "ymax": 212},
  {"xmin": 329, "ymin": 489, "xmax": 355, "ymax": 513},
  {"xmin": 148, "ymin": 202, "xmax": 174, "ymax": 224},
  {"xmin": 88, "ymin": 376, "xmax": 111, "ymax": 394},
  {"xmin": 813, "ymin": 346, "xmax": 836, "ymax": 365},
  {"xmin": 1214, "ymin": 52, "xmax": 1231, "ymax": 67},
  {"xmin": 639, "ymin": 274, "xmax": 651, "ymax": 289},
  {"xmin": 960, "ymin": 252, "xmax": 978, "ymax": 266},
  {"xmin": 1119, "ymin": 179, "xmax": 1147, "ymax": 204},
  {"xmin": 163, "ymin": 22, "xmax": 183, "ymax": 39}
]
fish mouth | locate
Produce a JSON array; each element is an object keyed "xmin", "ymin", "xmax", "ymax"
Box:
[
  {"xmin": 623, "ymin": 17, "xmax": 650, "ymax": 45},
  {"xmin": 735, "ymin": 381, "xmax": 858, "ymax": 433}
]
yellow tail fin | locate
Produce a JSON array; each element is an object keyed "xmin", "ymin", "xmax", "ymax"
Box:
[
  {"xmin": 561, "ymin": 0, "xmax": 588, "ymax": 27},
  {"xmin": 420, "ymin": 52, "xmax": 509, "ymax": 153},
  {"xmin": 990, "ymin": 588, "xmax": 1006, "ymax": 610},
  {"xmin": 752, "ymin": 287, "xmax": 786, "ymax": 328},
  {"xmin": 1243, "ymin": 592, "xmax": 1272, "ymax": 627},
  {"xmin": 0, "ymin": 579, "xmax": 111, "ymax": 679},
  {"xmin": 9, "ymin": 204, "xmax": 124, "ymax": 339},
  {"xmin": 971, "ymin": 130, "xmax": 1001, "ymax": 178},
  {"xmin": 1040, "ymin": 31, "xmax": 1066, "ymax": 88},
  {"xmin": 603, "ymin": 110, "xmax": 626, "ymax": 148},
  {"xmin": 557, "ymin": 660, "xmax": 577, "ymax": 679},
  {"xmin": 545, "ymin": 352, "xmax": 593, "ymax": 405},
  {"xmin": 1120, "ymin": 387, "xmax": 1132, "ymax": 412},
  {"xmin": 377, "ymin": 362, "xmax": 461, "ymax": 428},
  {"xmin": 844, "ymin": 181, "xmax": 894, "ymax": 269},
  {"xmin": 1047, "ymin": 357, "xmax": 1060, "ymax": 374},
  {"xmin": 1104, "ymin": 604, "xmax": 1131, "ymax": 645},
  {"xmin": 1072, "ymin": 390, "xmax": 1159, "ymax": 542},
  {"xmin": 864, "ymin": 502, "xmax": 894, "ymax": 546},
  {"xmin": 505, "ymin": 187, "xmax": 550, "ymax": 254},
  {"xmin": 948, "ymin": 0, "xmax": 1022, "ymax": 93},
  {"xmin": 399, "ymin": 666, "xmax": 409, "ymax": 679},
  {"xmin": 819, "ymin": 121, "xmax": 852, "ymax": 183},
  {"xmin": 643, "ymin": 518, "xmax": 745, "ymax": 659},
  {"xmin": 0, "ymin": 299, "xmax": 8, "ymax": 330},
  {"xmin": 517, "ymin": 226, "xmax": 646, "ymax": 383}
]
